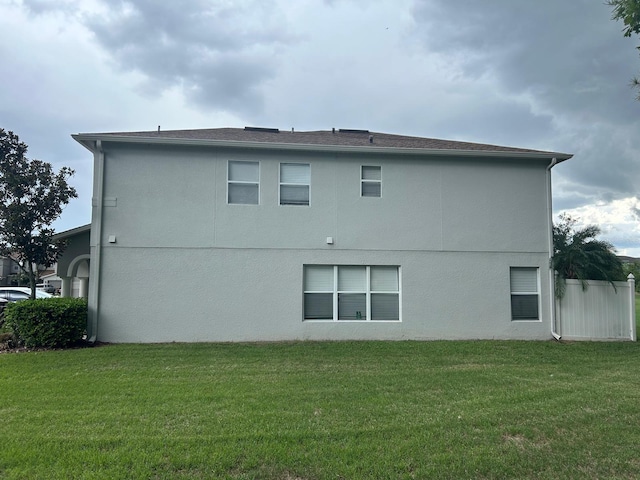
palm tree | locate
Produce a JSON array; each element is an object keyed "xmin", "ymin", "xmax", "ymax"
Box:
[{"xmin": 552, "ymin": 214, "xmax": 625, "ymax": 299}]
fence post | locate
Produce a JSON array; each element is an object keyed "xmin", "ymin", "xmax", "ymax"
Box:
[{"xmin": 628, "ymin": 273, "xmax": 636, "ymax": 341}]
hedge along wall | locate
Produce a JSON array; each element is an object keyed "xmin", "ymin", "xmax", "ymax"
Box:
[{"xmin": 4, "ymin": 297, "xmax": 88, "ymax": 348}]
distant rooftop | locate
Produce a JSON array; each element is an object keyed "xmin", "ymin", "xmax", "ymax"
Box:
[{"xmin": 73, "ymin": 127, "xmax": 572, "ymax": 161}]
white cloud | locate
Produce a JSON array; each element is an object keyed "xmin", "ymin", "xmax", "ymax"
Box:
[{"xmin": 557, "ymin": 197, "xmax": 640, "ymax": 257}]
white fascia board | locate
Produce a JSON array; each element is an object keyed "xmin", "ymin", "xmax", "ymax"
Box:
[{"xmin": 71, "ymin": 134, "xmax": 573, "ymax": 162}]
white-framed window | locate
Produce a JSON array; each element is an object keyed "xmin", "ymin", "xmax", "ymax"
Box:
[
  {"xmin": 510, "ymin": 267, "xmax": 539, "ymax": 321},
  {"xmin": 280, "ymin": 163, "xmax": 310, "ymax": 206},
  {"xmin": 361, "ymin": 165, "xmax": 381, "ymax": 197},
  {"xmin": 304, "ymin": 265, "xmax": 401, "ymax": 321},
  {"xmin": 228, "ymin": 161, "xmax": 259, "ymax": 205}
]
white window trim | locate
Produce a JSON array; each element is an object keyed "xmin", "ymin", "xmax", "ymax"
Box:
[
  {"xmin": 510, "ymin": 266, "xmax": 541, "ymax": 322},
  {"xmin": 360, "ymin": 165, "xmax": 382, "ymax": 198},
  {"xmin": 227, "ymin": 160, "xmax": 260, "ymax": 205},
  {"xmin": 279, "ymin": 162, "xmax": 311, "ymax": 206},
  {"xmin": 304, "ymin": 265, "xmax": 401, "ymax": 322}
]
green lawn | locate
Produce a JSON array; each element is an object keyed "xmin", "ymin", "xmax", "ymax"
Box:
[{"xmin": 1, "ymin": 341, "xmax": 640, "ymax": 479}]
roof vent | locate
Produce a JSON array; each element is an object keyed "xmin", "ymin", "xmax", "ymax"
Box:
[
  {"xmin": 369, "ymin": 135, "xmax": 373, "ymax": 144},
  {"xmin": 339, "ymin": 129, "xmax": 369, "ymax": 134},
  {"xmin": 244, "ymin": 126, "xmax": 279, "ymax": 133}
]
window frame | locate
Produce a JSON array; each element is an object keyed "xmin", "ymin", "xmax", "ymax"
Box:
[
  {"xmin": 361, "ymin": 165, "xmax": 382, "ymax": 198},
  {"xmin": 279, "ymin": 162, "xmax": 311, "ymax": 206},
  {"xmin": 303, "ymin": 265, "xmax": 401, "ymax": 322},
  {"xmin": 509, "ymin": 267, "xmax": 540, "ymax": 322},
  {"xmin": 227, "ymin": 160, "xmax": 260, "ymax": 205}
]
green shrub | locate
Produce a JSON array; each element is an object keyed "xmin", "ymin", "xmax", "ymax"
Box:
[{"xmin": 4, "ymin": 297, "xmax": 87, "ymax": 348}]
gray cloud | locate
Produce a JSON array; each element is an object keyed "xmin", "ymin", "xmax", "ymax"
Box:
[
  {"xmin": 411, "ymin": 0, "xmax": 640, "ymax": 208},
  {"xmin": 412, "ymin": 0, "xmax": 638, "ymax": 118},
  {"xmin": 24, "ymin": 0, "xmax": 296, "ymax": 114}
]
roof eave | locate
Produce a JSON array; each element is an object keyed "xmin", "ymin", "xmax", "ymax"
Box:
[
  {"xmin": 53, "ymin": 223, "xmax": 91, "ymax": 240},
  {"xmin": 71, "ymin": 134, "xmax": 573, "ymax": 161}
]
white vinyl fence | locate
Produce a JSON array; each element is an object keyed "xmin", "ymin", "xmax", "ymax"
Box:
[{"xmin": 556, "ymin": 274, "xmax": 636, "ymax": 341}]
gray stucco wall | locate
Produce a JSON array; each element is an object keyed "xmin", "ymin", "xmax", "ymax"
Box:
[
  {"xmin": 56, "ymin": 230, "xmax": 90, "ymax": 276},
  {"xmin": 92, "ymin": 142, "xmax": 553, "ymax": 342}
]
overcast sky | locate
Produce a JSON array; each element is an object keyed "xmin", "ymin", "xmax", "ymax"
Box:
[{"xmin": 1, "ymin": 0, "xmax": 639, "ymax": 254}]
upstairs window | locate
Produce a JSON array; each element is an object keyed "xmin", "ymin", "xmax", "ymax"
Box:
[
  {"xmin": 304, "ymin": 265, "xmax": 400, "ymax": 321},
  {"xmin": 510, "ymin": 267, "xmax": 539, "ymax": 321},
  {"xmin": 228, "ymin": 161, "xmax": 259, "ymax": 205},
  {"xmin": 280, "ymin": 163, "xmax": 310, "ymax": 206},
  {"xmin": 361, "ymin": 166, "xmax": 381, "ymax": 197}
]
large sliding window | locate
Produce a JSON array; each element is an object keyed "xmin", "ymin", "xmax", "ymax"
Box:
[
  {"xmin": 510, "ymin": 267, "xmax": 539, "ymax": 321},
  {"xmin": 304, "ymin": 265, "xmax": 400, "ymax": 321},
  {"xmin": 280, "ymin": 163, "xmax": 310, "ymax": 206},
  {"xmin": 228, "ymin": 161, "xmax": 259, "ymax": 205}
]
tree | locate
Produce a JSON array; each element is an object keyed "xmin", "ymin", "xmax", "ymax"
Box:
[
  {"xmin": 622, "ymin": 260, "xmax": 640, "ymax": 292},
  {"xmin": 607, "ymin": 0, "xmax": 640, "ymax": 99},
  {"xmin": 552, "ymin": 214, "xmax": 625, "ymax": 298},
  {"xmin": 0, "ymin": 128, "xmax": 77, "ymax": 299}
]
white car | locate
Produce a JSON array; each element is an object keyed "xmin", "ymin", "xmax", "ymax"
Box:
[
  {"xmin": 0, "ymin": 288, "xmax": 51, "ymax": 324},
  {"xmin": 0, "ymin": 287, "xmax": 53, "ymax": 302}
]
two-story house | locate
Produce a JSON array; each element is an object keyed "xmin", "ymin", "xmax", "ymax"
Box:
[
  {"xmin": 73, "ymin": 127, "xmax": 572, "ymax": 343},
  {"xmin": 0, "ymin": 256, "xmax": 21, "ymax": 286}
]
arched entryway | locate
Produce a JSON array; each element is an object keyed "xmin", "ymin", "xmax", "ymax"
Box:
[
  {"xmin": 52, "ymin": 225, "xmax": 91, "ymax": 299},
  {"xmin": 62, "ymin": 254, "xmax": 90, "ymax": 298}
]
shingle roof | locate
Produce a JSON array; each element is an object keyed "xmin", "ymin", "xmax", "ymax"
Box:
[{"xmin": 74, "ymin": 127, "xmax": 572, "ymax": 160}]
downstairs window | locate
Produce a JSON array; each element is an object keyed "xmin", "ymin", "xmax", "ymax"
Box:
[
  {"xmin": 304, "ymin": 265, "xmax": 400, "ymax": 321},
  {"xmin": 510, "ymin": 267, "xmax": 539, "ymax": 321}
]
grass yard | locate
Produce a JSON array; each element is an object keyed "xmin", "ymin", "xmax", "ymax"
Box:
[{"xmin": 1, "ymin": 341, "xmax": 640, "ymax": 479}]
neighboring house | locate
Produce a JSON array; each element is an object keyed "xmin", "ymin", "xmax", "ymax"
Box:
[
  {"xmin": 52, "ymin": 224, "xmax": 91, "ymax": 298},
  {"xmin": 72, "ymin": 127, "xmax": 572, "ymax": 343},
  {"xmin": 0, "ymin": 256, "xmax": 58, "ymax": 287},
  {"xmin": 0, "ymin": 256, "xmax": 21, "ymax": 286}
]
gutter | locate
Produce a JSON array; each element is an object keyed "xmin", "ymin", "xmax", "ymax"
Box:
[
  {"xmin": 546, "ymin": 157, "xmax": 561, "ymax": 341},
  {"xmin": 86, "ymin": 140, "xmax": 105, "ymax": 344}
]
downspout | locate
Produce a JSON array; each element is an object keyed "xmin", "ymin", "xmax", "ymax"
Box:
[
  {"xmin": 546, "ymin": 157, "xmax": 561, "ymax": 341},
  {"xmin": 87, "ymin": 140, "xmax": 105, "ymax": 344}
]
